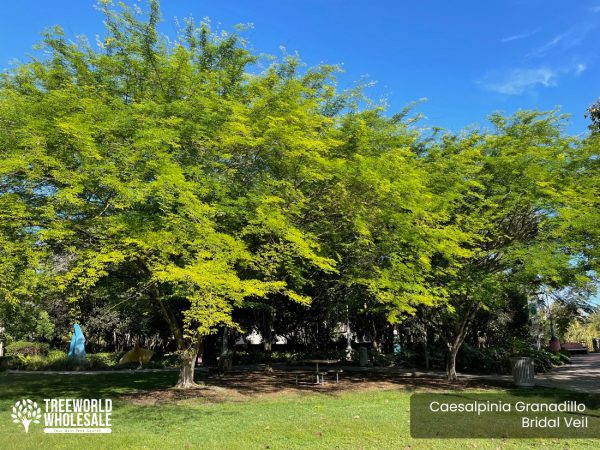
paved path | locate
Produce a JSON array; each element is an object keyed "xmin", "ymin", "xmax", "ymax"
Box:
[{"xmin": 535, "ymin": 353, "xmax": 600, "ymax": 393}]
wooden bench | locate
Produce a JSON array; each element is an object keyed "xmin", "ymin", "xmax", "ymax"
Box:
[{"xmin": 561, "ymin": 342, "xmax": 588, "ymax": 354}]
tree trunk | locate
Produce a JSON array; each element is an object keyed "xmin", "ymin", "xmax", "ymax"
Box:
[
  {"xmin": 345, "ymin": 309, "xmax": 353, "ymax": 361},
  {"xmin": 220, "ymin": 326, "xmax": 229, "ymax": 356},
  {"xmin": 175, "ymin": 338, "xmax": 203, "ymax": 389},
  {"xmin": 140, "ymin": 263, "xmax": 206, "ymax": 390},
  {"xmin": 445, "ymin": 301, "xmax": 479, "ymax": 381},
  {"xmin": 151, "ymin": 285, "xmax": 202, "ymax": 390},
  {"xmin": 263, "ymin": 340, "xmax": 273, "ymax": 373},
  {"xmin": 370, "ymin": 319, "xmax": 380, "ymax": 352},
  {"xmin": 176, "ymin": 350, "xmax": 196, "ymax": 389},
  {"xmin": 446, "ymin": 343, "xmax": 460, "ymax": 381},
  {"xmin": 260, "ymin": 309, "xmax": 274, "ymax": 373}
]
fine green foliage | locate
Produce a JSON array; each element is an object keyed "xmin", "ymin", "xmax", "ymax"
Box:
[
  {"xmin": 4, "ymin": 350, "xmax": 176, "ymax": 371},
  {"xmin": 420, "ymin": 111, "xmax": 598, "ymax": 379},
  {"xmin": 0, "ymin": 1, "xmax": 339, "ymax": 385},
  {"xmin": 458, "ymin": 342, "xmax": 570, "ymax": 375},
  {"xmin": 0, "ymin": 0, "xmax": 598, "ymax": 386},
  {"xmin": 564, "ymin": 312, "xmax": 600, "ymax": 349}
]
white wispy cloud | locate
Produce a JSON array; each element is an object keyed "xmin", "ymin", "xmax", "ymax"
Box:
[
  {"xmin": 528, "ymin": 23, "xmax": 596, "ymax": 58},
  {"xmin": 478, "ymin": 63, "xmax": 587, "ymax": 95},
  {"xmin": 479, "ymin": 67, "xmax": 557, "ymax": 95},
  {"xmin": 501, "ymin": 28, "xmax": 540, "ymax": 43},
  {"xmin": 575, "ymin": 63, "xmax": 587, "ymax": 75}
]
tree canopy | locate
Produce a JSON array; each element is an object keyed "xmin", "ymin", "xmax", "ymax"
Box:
[{"xmin": 0, "ymin": 0, "xmax": 598, "ymax": 385}]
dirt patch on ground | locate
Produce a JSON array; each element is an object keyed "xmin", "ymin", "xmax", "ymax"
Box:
[{"xmin": 121, "ymin": 370, "xmax": 511, "ymax": 406}]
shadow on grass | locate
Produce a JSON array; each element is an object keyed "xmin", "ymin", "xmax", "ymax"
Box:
[
  {"xmin": 0, "ymin": 372, "xmax": 179, "ymax": 400},
  {"xmin": 207, "ymin": 369, "xmax": 513, "ymax": 396},
  {"xmin": 0, "ymin": 368, "xmax": 546, "ymax": 405}
]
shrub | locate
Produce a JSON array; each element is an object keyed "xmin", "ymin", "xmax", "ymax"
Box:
[
  {"xmin": 371, "ymin": 351, "xmax": 402, "ymax": 367},
  {"xmin": 16, "ymin": 355, "xmax": 47, "ymax": 371},
  {"xmin": 6, "ymin": 350, "xmax": 174, "ymax": 371},
  {"xmin": 86, "ymin": 353, "xmax": 114, "ymax": 370},
  {"xmin": 46, "ymin": 350, "xmax": 71, "ymax": 370},
  {"xmin": 557, "ymin": 350, "xmax": 571, "ymax": 363},
  {"xmin": 564, "ymin": 319, "xmax": 600, "ymax": 350},
  {"xmin": 147, "ymin": 354, "xmax": 178, "ymax": 368},
  {"xmin": 6, "ymin": 341, "xmax": 49, "ymax": 357},
  {"xmin": 515, "ymin": 346, "xmax": 570, "ymax": 373},
  {"xmin": 456, "ymin": 340, "xmax": 571, "ymax": 374},
  {"xmin": 0, "ymin": 356, "xmax": 10, "ymax": 372},
  {"xmin": 8, "ymin": 351, "xmax": 117, "ymax": 371},
  {"xmin": 457, "ymin": 344, "xmax": 511, "ymax": 374},
  {"xmin": 88, "ymin": 352, "xmax": 118, "ymax": 370}
]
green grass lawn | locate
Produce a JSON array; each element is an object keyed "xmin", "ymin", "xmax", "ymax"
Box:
[{"xmin": 0, "ymin": 372, "xmax": 598, "ymax": 449}]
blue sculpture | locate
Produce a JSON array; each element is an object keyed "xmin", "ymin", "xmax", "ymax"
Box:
[{"xmin": 67, "ymin": 323, "xmax": 86, "ymax": 362}]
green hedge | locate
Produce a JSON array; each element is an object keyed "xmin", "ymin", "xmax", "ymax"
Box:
[
  {"xmin": 457, "ymin": 343, "xmax": 571, "ymax": 374},
  {"xmin": 6, "ymin": 351, "xmax": 177, "ymax": 371},
  {"xmin": 5, "ymin": 341, "xmax": 49, "ymax": 357}
]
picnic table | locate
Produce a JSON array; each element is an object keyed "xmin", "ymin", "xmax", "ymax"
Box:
[{"xmin": 298, "ymin": 359, "xmax": 341, "ymax": 385}]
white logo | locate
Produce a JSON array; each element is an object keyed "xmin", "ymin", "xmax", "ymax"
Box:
[
  {"xmin": 43, "ymin": 398, "xmax": 112, "ymax": 433},
  {"xmin": 12, "ymin": 399, "xmax": 42, "ymax": 433},
  {"xmin": 10, "ymin": 398, "xmax": 112, "ymax": 434}
]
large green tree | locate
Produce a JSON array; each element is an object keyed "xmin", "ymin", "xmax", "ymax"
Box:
[
  {"xmin": 2, "ymin": 1, "xmax": 598, "ymax": 388},
  {"xmin": 0, "ymin": 1, "xmax": 336, "ymax": 387},
  {"xmin": 424, "ymin": 111, "xmax": 596, "ymax": 380}
]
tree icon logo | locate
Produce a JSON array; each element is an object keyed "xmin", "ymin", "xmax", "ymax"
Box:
[{"xmin": 11, "ymin": 399, "xmax": 42, "ymax": 433}]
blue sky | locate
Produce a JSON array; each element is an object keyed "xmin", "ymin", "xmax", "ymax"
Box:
[{"xmin": 0, "ymin": 0, "xmax": 598, "ymax": 134}]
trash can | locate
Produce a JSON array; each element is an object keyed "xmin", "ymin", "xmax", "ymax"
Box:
[
  {"xmin": 509, "ymin": 357, "xmax": 535, "ymax": 387},
  {"xmin": 359, "ymin": 347, "xmax": 369, "ymax": 367},
  {"xmin": 593, "ymin": 338, "xmax": 600, "ymax": 352}
]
